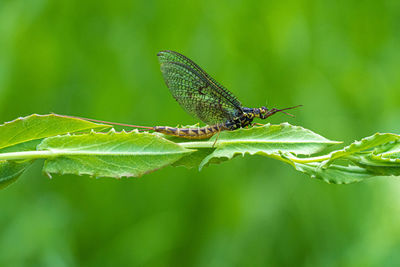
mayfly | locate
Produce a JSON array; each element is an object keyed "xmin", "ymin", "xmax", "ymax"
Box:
[
  {"xmin": 145, "ymin": 50, "xmax": 301, "ymax": 139},
  {"xmin": 78, "ymin": 50, "xmax": 301, "ymax": 139}
]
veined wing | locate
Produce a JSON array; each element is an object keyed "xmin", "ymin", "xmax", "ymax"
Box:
[{"xmin": 157, "ymin": 50, "xmax": 242, "ymax": 125}]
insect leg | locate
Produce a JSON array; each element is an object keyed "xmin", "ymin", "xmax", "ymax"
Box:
[{"xmin": 212, "ymin": 129, "xmax": 221, "ymax": 148}]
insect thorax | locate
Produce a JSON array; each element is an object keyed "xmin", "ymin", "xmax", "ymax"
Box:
[{"xmin": 225, "ymin": 108, "xmax": 259, "ymax": 130}]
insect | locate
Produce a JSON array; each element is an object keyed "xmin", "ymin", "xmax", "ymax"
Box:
[
  {"xmin": 147, "ymin": 50, "xmax": 301, "ymax": 139},
  {"xmin": 74, "ymin": 50, "xmax": 301, "ymax": 139}
]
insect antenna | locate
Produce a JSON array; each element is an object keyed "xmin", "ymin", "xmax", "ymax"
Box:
[
  {"xmin": 262, "ymin": 104, "xmax": 302, "ymax": 119},
  {"xmin": 276, "ymin": 105, "xmax": 303, "ymax": 117}
]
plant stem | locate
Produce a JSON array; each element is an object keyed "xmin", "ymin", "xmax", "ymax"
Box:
[
  {"xmin": 0, "ymin": 151, "xmax": 53, "ymax": 161},
  {"xmin": 178, "ymin": 141, "xmax": 214, "ymax": 148},
  {"xmin": 0, "ymin": 149, "xmax": 188, "ymax": 161}
]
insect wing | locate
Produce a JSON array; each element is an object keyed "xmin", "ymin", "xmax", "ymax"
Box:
[{"xmin": 157, "ymin": 50, "xmax": 242, "ymax": 124}]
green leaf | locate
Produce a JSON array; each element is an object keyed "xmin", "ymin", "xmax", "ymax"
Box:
[
  {"xmin": 350, "ymin": 154, "xmax": 400, "ymax": 176},
  {"xmin": 199, "ymin": 123, "xmax": 340, "ymax": 169},
  {"xmin": 0, "ymin": 114, "xmax": 110, "ymax": 150},
  {"xmin": 172, "ymin": 148, "xmax": 215, "ymax": 169},
  {"xmin": 291, "ymin": 161, "xmax": 376, "ymax": 184},
  {"xmin": 324, "ymin": 133, "xmax": 400, "ymax": 165},
  {"xmin": 0, "ymin": 139, "xmax": 43, "ymax": 153},
  {"xmin": 38, "ymin": 130, "xmax": 193, "ymax": 178},
  {"xmin": 0, "ymin": 160, "xmax": 33, "ymax": 189},
  {"xmin": 372, "ymin": 140, "xmax": 400, "ymax": 160}
]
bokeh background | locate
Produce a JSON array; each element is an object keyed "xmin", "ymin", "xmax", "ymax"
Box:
[{"xmin": 1, "ymin": 0, "xmax": 400, "ymax": 266}]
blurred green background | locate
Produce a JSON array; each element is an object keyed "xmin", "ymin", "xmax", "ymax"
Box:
[{"xmin": 1, "ymin": 0, "xmax": 400, "ymax": 266}]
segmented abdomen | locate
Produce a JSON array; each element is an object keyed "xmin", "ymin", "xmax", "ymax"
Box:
[{"xmin": 154, "ymin": 124, "xmax": 227, "ymax": 139}]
